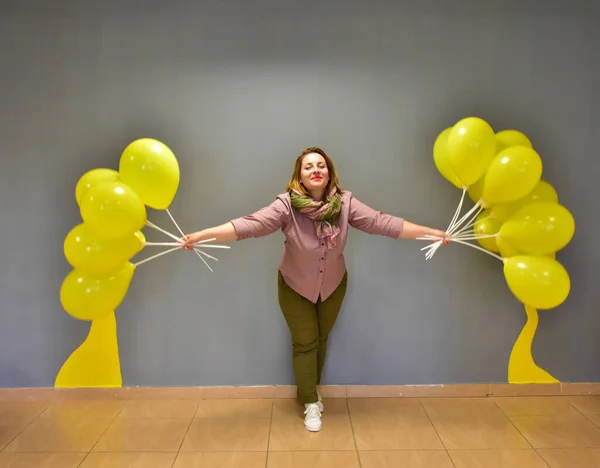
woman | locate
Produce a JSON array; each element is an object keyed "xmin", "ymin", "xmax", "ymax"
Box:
[{"xmin": 182, "ymin": 147, "xmax": 449, "ymax": 432}]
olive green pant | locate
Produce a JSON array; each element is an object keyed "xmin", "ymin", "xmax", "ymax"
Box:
[{"xmin": 277, "ymin": 270, "xmax": 348, "ymax": 405}]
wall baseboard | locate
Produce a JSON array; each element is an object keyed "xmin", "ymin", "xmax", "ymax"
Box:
[{"xmin": 1, "ymin": 383, "xmax": 599, "ymax": 401}]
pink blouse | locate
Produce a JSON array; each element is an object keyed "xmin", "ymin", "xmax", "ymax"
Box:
[{"xmin": 230, "ymin": 190, "xmax": 404, "ymax": 303}]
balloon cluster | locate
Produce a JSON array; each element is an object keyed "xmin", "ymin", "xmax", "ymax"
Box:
[
  {"xmin": 60, "ymin": 139, "xmax": 183, "ymax": 321},
  {"xmin": 426, "ymin": 117, "xmax": 575, "ymax": 310}
]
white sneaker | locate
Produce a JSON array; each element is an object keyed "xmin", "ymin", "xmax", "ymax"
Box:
[
  {"xmin": 317, "ymin": 391, "xmax": 324, "ymax": 413},
  {"xmin": 304, "ymin": 403, "xmax": 322, "ymax": 432}
]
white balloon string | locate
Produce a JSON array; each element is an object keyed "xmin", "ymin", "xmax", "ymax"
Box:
[
  {"xmin": 447, "ymin": 189, "xmax": 467, "ymax": 232},
  {"xmin": 453, "ymin": 214, "xmax": 491, "ymax": 237},
  {"xmin": 166, "ymin": 209, "xmax": 185, "ymax": 237},
  {"xmin": 448, "ymin": 238, "xmax": 504, "ymax": 261},
  {"xmin": 164, "ymin": 210, "xmax": 223, "ymax": 272},
  {"xmin": 134, "ymin": 247, "xmax": 180, "ymax": 267},
  {"xmin": 146, "ymin": 221, "xmax": 182, "ymax": 243},
  {"xmin": 194, "ymin": 249, "xmax": 214, "ymax": 272},
  {"xmin": 195, "ymin": 249, "xmax": 218, "ymax": 261},
  {"xmin": 452, "ymin": 233, "xmax": 499, "ymax": 241},
  {"xmin": 448, "ymin": 202, "xmax": 482, "ymax": 235}
]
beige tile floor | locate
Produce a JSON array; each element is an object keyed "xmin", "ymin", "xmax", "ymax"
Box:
[{"xmin": 1, "ymin": 396, "xmax": 600, "ymax": 467}]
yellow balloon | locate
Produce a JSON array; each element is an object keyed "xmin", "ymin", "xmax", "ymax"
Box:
[
  {"xmin": 497, "ymin": 236, "xmax": 556, "ymax": 259},
  {"xmin": 446, "ymin": 117, "xmax": 496, "ymax": 186},
  {"xmin": 499, "ymin": 203, "xmax": 575, "ymax": 256},
  {"xmin": 482, "ymin": 146, "xmax": 542, "ymax": 205},
  {"xmin": 495, "ymin": 130, "xmax": 533, "ymax": 154},
  {"xmin": 119, "ymin": 138, "xmax": 180, "ymax": 210},
  {"xmin": 496, "ymin": 236, "xmax": 521, "ymax": 258},
  {"xmin": 473, "ymin": 210, "xmax": 501, "ymax": 252},
  {"xmin": 80, "ymin": 181, "xmax": 147, "ymax": 239},
  {"xmin": 75, "ymin": 168, "xmax": 119, "ymax": 206},
  {"xmin": 498, "ymin": 238, "xmax": 556, "ymax": 260},
  {"xmin": 503, "ymin": 255, "xmax": 570, "ymax": 309},
  {"xmin": 64, "ymin": 223, "xmax": 146, "ymax": 274},
  {"xmin": 467, "ymin": 177, "xmax": 484, "ymax": 204},
  {"xmin": 60, "ymin": 262, "xmax": 136, "ymax": 321},
  {"xmin": 433, "ymin": 127, "xmax": 463, "ymax": 189},
  {"xmin": 490, "ymin": 180, "xmax": 559, "ymax": 223}
]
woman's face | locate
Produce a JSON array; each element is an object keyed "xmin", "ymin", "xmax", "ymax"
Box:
[{"xmin": 300, "ymin": 153, "xmax": 330, "ymax": 194}]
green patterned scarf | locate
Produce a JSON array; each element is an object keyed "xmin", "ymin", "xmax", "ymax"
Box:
[{"xmin": 290, "ymin": 187, "xmax": 342, "ymax": 249}]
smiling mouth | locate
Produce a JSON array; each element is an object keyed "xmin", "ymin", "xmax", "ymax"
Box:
[{"xmin": 311, "ymin": 176, "xmax": 322, "ymax": 180}]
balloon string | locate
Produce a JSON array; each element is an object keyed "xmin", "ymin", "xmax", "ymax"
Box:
[
  {"xmin": 145, "ymin": 241, "xmax": 230, "ymax": 250},
  {"xmin": 423, "ymin": 192, "xmax": 480, "ymax": 260},
  {"xmin": 424, "ymin": 188, "xmax": 464, "ymax": 261},
  {"xmin": 146, "ymin": 221, "xmax": 182, "ymax": 242},
  {"xmin": 453, "ymin": 214, "xmax": 491, "ymax": 237},
  {"xmin": 448, "ymin": 202, "xmax": 482, "ymax": 235},
  {"xmin": 452, "ymin": 233, "xmax": 499, "ymax": 241},
  {"xmin": 447, "ymin": 188, "xmax": 467, "ymax": 232},
  {"xmin": 449, "ymin": 238, "xmax": 505, "ymax": 261},
  {"xmin": 134, "ymin": 247, "xmax": 180, "ymax": 267},
  {"xmin": 166, "ymin": 209, "xmax": 185, "ymax": 238},
  {"xmin": 418, "ymin": 233, "xmax": 498, "ymax": 251},
  {"xmin": 164, "ymin": 209, "xmax": 221, "ymax": 272},
  {"xmin": 195, "ymin": 249, "xmax": 218, "ymax": 262}
]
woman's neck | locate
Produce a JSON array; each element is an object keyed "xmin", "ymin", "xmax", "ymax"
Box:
[{"xmin": 308, "ymin": 189, "xmax": 325, "ymax": 202}]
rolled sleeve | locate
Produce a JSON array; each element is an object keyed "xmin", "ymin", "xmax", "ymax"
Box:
[
  {"xmin": 348, "ymin": 196, "xmax": 404, "ymax": 238},
  {"xmin": 230, "ymin": 197, "xmax": 290, "ymax": 240}
]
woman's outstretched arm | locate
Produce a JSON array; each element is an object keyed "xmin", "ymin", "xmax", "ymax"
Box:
[
  {"xmin": 397, "ymin": 220, "xmax": 448, "ymax": 242},
  {"xmin": 349, "ymin": 196, "xmax": 449, "ymax": 244},
  {"xmin": 181, "ymin": 196, "xmax": 290, "ymax": 249},
  {"xmin": 181, "ymin": 222, "xmax": 238, "ymax": 249}
]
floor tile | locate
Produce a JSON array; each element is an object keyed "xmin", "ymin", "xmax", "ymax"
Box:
[
  {"xmin": 421, "ymin": 398, "xmax": 529, "ymax": 449},
  {"xmin": 0, "ymin": 401, "xmax": 49, "ymax": 450},
  {"xmin": 0, "ymin": 419, "xmax": 34, "ymax": 451},
  {"xmin": 587, "ymin": 414, "xmax": 600, "ymax": 427},
  {"xmin": 269, "ymin": 400, "xmax": 354, "ymax": 451},
  {"xmin": 448, "ymin": 449, "xmax": 548, "ymax": 467},
  {"xmin": 0, "ymin": 402, "xmax": 49, "ymax": 421},
  {"xmin": 195, "ymin": 399, "xmax": 272, "ymax": 419},
  {"xmin": 119, "ymin": 400, "xmax": 198, "ymax": 419},
  {"xmin": 510, "ymin": 415, "xmax": 600, "ymax": 448},
  {"xmin": 180, "ymin": 419, "xmax": 270, "ymax": 451},
  {"xmin": 569, "ymin": 396, "xmax": 600, "ymax": 415},
  {"xmin": 493, "ymin": 397, "xmax": 580, "ymax": 416},
  {"xmin": 0, "ymin": 453, "xmax": 85, "ymax": 468},
  {"xmin": 173, "ymin": 452, "xmax": 267, "ymax": 468},
  {"xmin": 79, "ymin": 452, "xmax": 176, "ymax": 467},
  {"xmin": 267, "ymin": 451, "xmax": 360, "ymax": 468},
  {"xmin": 92, "ymin": 418, "xmax": 190, "ymax": 452},
  {"xmin": 348, "ymin": 398, "xmax": 428, "ymax": 418},
  {"xmin": 348, "ymin": 396, "xmax": 440, "ymax": 448},
  {"xmin": 3, "ymin": 417, "xmax": 112, "ymax": 452},
  {"xmin": 537, "ymin": 448, "xmax": 600, "ymax": 468},
  {"xmin": 359, "ymin": 450, "xmax": 454, "ymax": 468},
  {"xmin": 422, "ymin": 398, "xmax": 509, "ymax": 419},
  {"xmin": 40, "ymin": 401, "xmax": 123, "ymax": 420},
  {"xmin": 351, "ymin": 410, "xmax": 443, "ymax": 450}
]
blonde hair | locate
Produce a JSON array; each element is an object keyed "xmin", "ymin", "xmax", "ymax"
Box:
[{"xmin": 285, "ymin": 147, "xmax": 342, "ymax": 196}]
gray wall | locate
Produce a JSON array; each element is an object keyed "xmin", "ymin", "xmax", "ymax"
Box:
[{"xmin": 1, "ymin": 0, "xmax": 598, "ymax": 387}]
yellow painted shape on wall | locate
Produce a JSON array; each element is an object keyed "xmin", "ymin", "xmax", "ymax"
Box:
[
  {"xmin": 55, "ymin": 311, "xmax": 122, "ymax": 388},
  {"xmin": 508, "ymin": 305, "xmax": 559, "ymax": 384}
]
